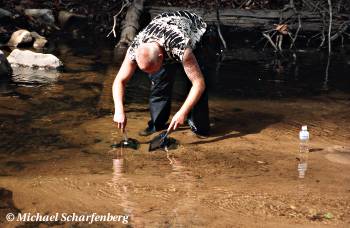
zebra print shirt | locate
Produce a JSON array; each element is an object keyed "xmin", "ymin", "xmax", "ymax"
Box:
[{"xmin": 127, "ymin": 10, "xmax": 207, "ymax": 62}]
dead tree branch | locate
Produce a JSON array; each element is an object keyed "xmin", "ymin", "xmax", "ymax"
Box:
[
  {"xmin": 216, "ymin": 0, "xmax": 227, "ymax": 49},
  {"xmin": 107, "ymin": 0, "xmax": 131, "ymax": 38},
  {"xmin": 327, "ymin": 0, "xmax": 333, "ymax": 54},
  {"xmin": 262, "ymin": 33, "xmax": 278, "ymax": 51}
]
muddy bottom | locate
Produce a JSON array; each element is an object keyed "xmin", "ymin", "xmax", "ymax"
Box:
[{"xmin": 0, "ymin": 42, "xmax": 350, "ymax": 227}]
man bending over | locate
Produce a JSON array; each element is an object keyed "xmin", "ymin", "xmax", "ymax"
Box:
[{"xmin": 113, "ymin": 10, "xmax": 210, "ymax": 137}]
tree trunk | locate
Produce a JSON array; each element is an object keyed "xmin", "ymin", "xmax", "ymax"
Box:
[{"xmin": 117, "ymin": 0, "xmax": 145, "ymax": 48}]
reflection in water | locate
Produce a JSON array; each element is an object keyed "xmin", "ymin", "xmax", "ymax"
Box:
[
  {"xmin": 11, "ymin": 67, "xmax": 60, "ymax": 85},
  {"xmin": 297, "ymin": 150, "xmax": 309, "ymax": 178},
  {"xmin": 166, "ymin": 152, "xmax": 198, "ymax": 225},
  {"xmin": 110, "ymin": 130, "xmax": 144, "ymax": 227},
  {"xmin": 110, "ymin": 156, "xmax": 136, "ymax": 224}
]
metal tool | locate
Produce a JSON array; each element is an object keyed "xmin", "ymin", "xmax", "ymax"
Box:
[
  {"xmin": 111, "ymin": 129, "xmax": 140, "ymax": 150},
  {"xmin": 149, "ymin": 129, "xmax": 172, "ymax": 151}
]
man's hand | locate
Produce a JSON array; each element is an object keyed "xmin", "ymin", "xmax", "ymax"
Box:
[
  {"xmin": 113, "ymin": 112, "xmax": 127, "ymax": 130},
  {"xmin": 168, "ymin": 48, "xmax": 205, "ymax": 132},
  {"xmin": 168, "ymin": 110, "xmax": 187, "ymax": 131}
]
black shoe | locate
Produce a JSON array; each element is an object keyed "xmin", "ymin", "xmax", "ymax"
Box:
[
  {"xmin": 188, "ymin": 119, "xmax": 209, "ymax": 138},
  {"xmin": 138, "ymin": 126, "xmax": 156, "ymax": 136}
]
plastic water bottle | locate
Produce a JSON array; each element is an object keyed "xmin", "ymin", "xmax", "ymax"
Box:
[
  {"xmin": 298, "ymin": 125, "xmax": 309, "ymax": 178},
  {"xmin": 299, "ymin": 125, "xmax": 310, "ymax": 153}
]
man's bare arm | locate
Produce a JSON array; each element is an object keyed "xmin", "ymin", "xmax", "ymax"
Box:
[
  {"xmin": 168, "ymin": 48, "xmax": 206, "ymax": 131},
  {"xmin": 112, "ymin": 56, "xmax": 137, "ymax": 129}
]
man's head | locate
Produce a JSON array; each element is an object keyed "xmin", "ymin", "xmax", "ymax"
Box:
[{"xmin": 135, "ymin": 42, "xmax": 164, "ymax": 74}]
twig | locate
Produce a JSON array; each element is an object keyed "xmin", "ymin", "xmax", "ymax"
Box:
[
  {"xmin": 323, "ymin": 53, "xmax": 331, "ymax": 91},
  {"xmin": 337, "ymin": 0, "xmax": 343, "ymax": 13},
  {"xmin": 107, "ymin": 0, "xmax": 131, "ymax": 38},
  {"xmin": 306, "ymin": 32, "xmax": 322, "ymax": 46},
  {"xmin": 327, "ymin": 0, "xmax": 333, "ymax": 54},
  {"xmin": 303, "ymin": 0, "xmax": 329, "ymax": 15},
  {"xmin": 262, "ymin": 33, "xmax": 278, "ymax": 51},
  {"xmin": 262, "ymin": 30, "xmax": 277, "ymax": 50},
  {"xmin": 290, "ymin": 14, "xmax": 301, "ymax": 48},
  {"xmin": 319, "ymin": 12, "xmax": 326, "ymax": 48},
  {"xmin": 277, "ymin": 34, "xmax": 283, "ymax": 50},
  {"xmin": 216, "ymin": 0, "xmax": 227, "ymax": 49},
  {"xmin": 238, "ymin": 0, "xmax": 251, "ymax": 9},
  {"xmin": 330, "ymin": 22, "xmax": 349, "ymax": 41}
]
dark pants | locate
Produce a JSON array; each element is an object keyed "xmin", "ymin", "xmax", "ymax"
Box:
[{"xmin": 147, "ymin": 46, "xmax": 211, "ymax": 136}]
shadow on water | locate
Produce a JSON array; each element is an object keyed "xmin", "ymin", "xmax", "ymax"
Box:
[
  {"xmin": 191, "ymin": 111, "xmax": 284, "ymax": 145},
  {"xmin": 212, "ymin": 48, "xmax": 350, "ymax": 98}
]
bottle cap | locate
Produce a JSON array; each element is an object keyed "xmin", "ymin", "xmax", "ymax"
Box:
[{"xmin": 302, "ymin": 125, "xmax": 307, "ymax": 131}]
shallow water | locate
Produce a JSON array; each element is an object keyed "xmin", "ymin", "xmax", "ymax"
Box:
[{"xmin": 0, "ymin": 39, "xmax": 350, "ymax": 227}]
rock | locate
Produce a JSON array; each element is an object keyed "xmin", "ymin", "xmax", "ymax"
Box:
[
  {"xmin": 0, "ymin": 50, "xmax": 12, "ymax": 78},
  {"xmin": 0, "ymin": 187, "xmax": 21, "ymax": 223},
  {"xmin": 24, "ymin": 9, "xmax": 56, "ymax": 28},
  {"xmin": 0, "ymin": 27, "xmax": 11, "ymax": 44},
  {"xmin": 30, "ymin": 31, "xmax": 48, "ymax": 49},
  {"xmin": 7, "ymin": 49, "xmax": 63, "ymax": 69},
  {"xmin": 0, "ymin": 8, "xmax": 13, "ymax": 21},
  {"xmin": 58, "ymin": 10, "xmax": 87, "ymax": 29},
  {"xmin": 7, "ymin": 29, "xmax": 33, "ymax": 47}
]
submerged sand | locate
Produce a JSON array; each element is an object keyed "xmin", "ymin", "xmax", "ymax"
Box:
[{"xmin": 0, "ymin": 44, "xmax": 349, "ymax": 227}]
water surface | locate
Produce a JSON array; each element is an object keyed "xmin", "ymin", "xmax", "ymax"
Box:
[{"xmin": 0, "ymin": 39, "xmax": 349, "ymax": 227}]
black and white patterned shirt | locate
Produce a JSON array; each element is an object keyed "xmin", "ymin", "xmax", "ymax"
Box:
[{"xmin": 127, "ymin": 10, "xmax": 207, "ymax": 62}]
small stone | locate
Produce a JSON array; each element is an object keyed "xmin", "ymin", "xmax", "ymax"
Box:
[
  {"xmin": 31, "ymin": 32, "xmax": 48, "ymax": 49},
  {"xmin": 7, "ymin": 29, "xmax": 33, "ymax": 47}
]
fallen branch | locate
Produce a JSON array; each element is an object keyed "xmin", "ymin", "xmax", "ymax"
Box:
[{"xmin": 147, "ymin": 6, "xmax": 333, "ymax": 32}]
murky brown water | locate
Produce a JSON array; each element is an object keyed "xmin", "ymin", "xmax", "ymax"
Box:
[{"xmin": 0, "ymin": 40, "xmax": 350, "ymax": 227}]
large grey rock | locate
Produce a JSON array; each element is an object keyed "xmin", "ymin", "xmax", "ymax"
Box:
[
  {"xmin": 7, "ymin": 29, "xmax": 33, "ymax": 47},
  {"xmin": 30, "ymin": 31, "xmax": 48, "ymax": 49},
  {"xmin": 24, "ymin": 9, "xmax": 55, "ymax": 27},
  {"xmin": 0, "ymin": 50, "xmax": 12, "ymax": 78},
  {"xmin": 7, "ymin": 49, "xmax": 63, "ymax": 69}
]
